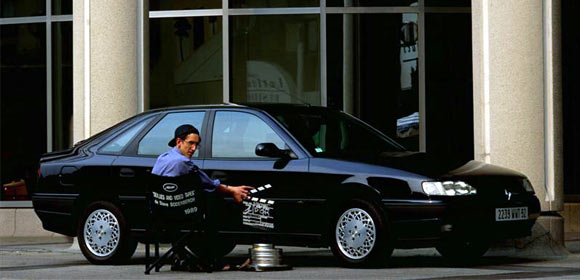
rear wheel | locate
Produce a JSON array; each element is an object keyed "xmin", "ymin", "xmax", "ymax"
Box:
[
  {"xmin": 77, "ymin": 201, "xmax": 137, "ymax": 264},
  {"xmin": 330, "ymin": 199, "xmax": 393, "ymax": 267},
  {"xmin": 187, "ymin": 239, "xmax": 237, "ymax": 259}
]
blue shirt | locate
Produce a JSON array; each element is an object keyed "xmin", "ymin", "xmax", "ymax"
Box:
[{"xmin": 151, "ymin": 147, "xmax": 220, "ymax": 192}]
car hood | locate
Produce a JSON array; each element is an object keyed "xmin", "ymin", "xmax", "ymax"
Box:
[{"xmin": 370, "ymin": 152, "xmax": 526, "ymax": 179}]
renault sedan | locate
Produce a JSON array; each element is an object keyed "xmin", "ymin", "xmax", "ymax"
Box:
[{"xmin": 30, "ymin": 104, "xmax": 541, "ymax": 266}]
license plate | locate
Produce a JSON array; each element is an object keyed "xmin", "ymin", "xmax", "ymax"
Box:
[{"xmin": 495, "ymin": 207, "xmax": 528, "ymax": 221}]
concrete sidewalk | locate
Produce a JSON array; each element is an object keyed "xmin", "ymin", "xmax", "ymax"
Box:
[
  {"xmin": 1, "ymin": 227, "xmax": 579, "ymax": 280},
  {"xmin": 1, "ymin": 240, "xmax": 579, "ymax": 280}
]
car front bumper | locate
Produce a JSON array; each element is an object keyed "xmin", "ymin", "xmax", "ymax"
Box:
[{"xmin": 383, "ymin": 193, "xmax": 541, "ymax": 248}]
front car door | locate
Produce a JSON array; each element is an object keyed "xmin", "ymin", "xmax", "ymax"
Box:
[{"xmin": 203, "ymin": 109, "xmax": 324, "ymax": 244}]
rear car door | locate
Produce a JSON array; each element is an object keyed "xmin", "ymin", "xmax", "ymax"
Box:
[{"xmin": 109, "ymin": 110, "xmax": 208, "ymax": 233}]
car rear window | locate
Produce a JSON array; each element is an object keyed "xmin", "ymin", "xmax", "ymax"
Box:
[{"xmin": 99, "ymin": 118, "xmax": 153, "ymax": 154}]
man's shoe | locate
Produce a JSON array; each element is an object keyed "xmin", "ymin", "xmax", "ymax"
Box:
[
  {"xmin": 170, "ymin": 259, "xmax": 189, "ymax": 271},
  {"xmin": 185, "ymin": 262, "xmax": 213, "ymax": 273}
]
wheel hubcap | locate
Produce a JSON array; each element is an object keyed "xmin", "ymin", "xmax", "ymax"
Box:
[
  {"xmin": 84, "ymin": 209, "xmax": 120, "ymax": 257},
  {"xmin": 336, "ymin": 208, "xmax": 376, "ymax": 260}
]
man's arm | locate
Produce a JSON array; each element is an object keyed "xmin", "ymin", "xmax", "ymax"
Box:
[
  {"xmin": 217, "ymin": 184, "xmax": 254, "ymax": 203},
  {"xmin": 194, "ymin": 166, "xmax": 254, "ymax": 203}
]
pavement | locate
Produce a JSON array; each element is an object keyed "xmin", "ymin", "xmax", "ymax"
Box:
[{"xmin": 0, "ymin": 239, "xmax": 579, "ymax": 280}]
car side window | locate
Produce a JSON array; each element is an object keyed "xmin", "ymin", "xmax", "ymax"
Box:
[
  {"xmin": 138, "ymin": 112, "xmax": 205, "ymax": 157},
  {"xmin": 212, "ymin": 111, "xmax": 286, "ymax": 158},
  {"xmin": 99, "ymin": 119, "xmax": 152, "ymax": 154}
]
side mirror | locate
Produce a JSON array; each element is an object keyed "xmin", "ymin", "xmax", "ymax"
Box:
[{"xmin": 255, "ymin": 143, "xmax": 296, "ymax": 159}]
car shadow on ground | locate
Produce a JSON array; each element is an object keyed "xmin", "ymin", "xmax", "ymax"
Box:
[
  {"xmin": 127, "ymin": 251, "xmax": 545, "ymax": 270},
  {"xmin": 0, "ymin": 260, "xmax": 90, "ymax": 272},
  {"xmin": 383, "ymin": 255, "xmax": 543, "ymax": 269}
]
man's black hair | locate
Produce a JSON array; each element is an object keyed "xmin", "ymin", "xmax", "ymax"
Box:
[{"xmin": 168, "ymin": 124, "xmax": 200, "ymax": 147}]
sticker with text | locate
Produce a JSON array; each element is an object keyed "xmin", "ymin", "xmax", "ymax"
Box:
[{"xmin": 242, "ymin": 184, "xmax": 274, "ymax": 230}]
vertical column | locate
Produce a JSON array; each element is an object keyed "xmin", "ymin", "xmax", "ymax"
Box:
[
  {"xmin": 72, "ymin": 0, "xmax": 88, "ymax": 143},
  {"xmin": 137, "ymin": 0, "xmax": 149, "ymax": 112},
  {"xmin": 544, "ymin": 0, "xmax": 563, "ymax": 212},
  {"xmin": 418, "ymin": 0, "xmax": 426, "ymax": 152},
  {"xmin": 342, "ymin": 1, "xmax": 354, "ymax": 114},
  {"xmin": 222, "ymin": 0, "xmax": 230, "ymax": 103},
  {"xmin": 473, "ymin": 0, "xmax": 545, "ymax": 206},
  {"xmin": 46, "ymin": 0, "xmax": 53, "ymax": 151},
  {"xmin": 73, "ymin": 0, "xmax": 139, "ymax": 140},
  {"xmin": 472, "ymin": 0, "xmax": 563, "ymax": 245},
  {"xmin": 544, "ymin": 0, "xmax": 564, "ymax": 245},
  {"xmin": 320, "ymin": 0, "xmax": 327, "ymax": 106}
]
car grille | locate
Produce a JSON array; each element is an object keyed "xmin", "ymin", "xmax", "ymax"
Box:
[{"xmin": 464, "ymin": 177, "xmax": 527, "ymax": 200}]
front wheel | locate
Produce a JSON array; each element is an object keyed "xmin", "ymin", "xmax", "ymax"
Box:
[
  {"xmin": 77, "ymin": 201, "xmax": 137, "ymax": 264},
  {"xmin": 330, "ymin": 199, "xmax": 393, "ymax": 267}
]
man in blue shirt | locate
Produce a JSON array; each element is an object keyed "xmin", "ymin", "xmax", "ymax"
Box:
[
  {"xmin": 152, "ymin": 124, "xmax": 253, "ymax": 203},
  {"xmin": 152, "ymin": 124, "xmax": 253, "ymax": 271}
]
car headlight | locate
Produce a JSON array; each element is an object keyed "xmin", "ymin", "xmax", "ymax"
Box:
[
  {"xmin": 522, "ymin": 178, "xmax": 535, "ymax": 193},
  {"xmin": 422, "ymin": 181, "xmax": 476, "ymax": 196}
]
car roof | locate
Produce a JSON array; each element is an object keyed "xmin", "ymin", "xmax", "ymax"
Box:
[
  {"xmin": 146, "ymin": 103, "xmax": 332, "ymax": 114},
  {"xmin": 146, "ymin": 103, "xmax": 245, "ymax": 112}
]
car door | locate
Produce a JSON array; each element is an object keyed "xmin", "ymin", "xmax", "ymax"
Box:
[
  {"xmin": 203, "ymin": 109, "xmax": 322, "ymax": 238},
  {"xmin": 110, "ymin": 110, "xmax": 208, "ymax": 232}
]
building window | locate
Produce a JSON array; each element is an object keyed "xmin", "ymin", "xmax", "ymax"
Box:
[
  {"xmin": 424, "ymin": 13, "xmax": 473, "ymax": 164},
  {"xmin": 327, "ymin": 0, "xmax": 418, "ymax": 7},
  {"xmin": 1, "ymin": 23, "xmax": 46, "ymax": 201},
  {"xmin": 146, "ymin": 1, "xmax": 472, "ymax": 156},
  {"xmin": 51, "ymin": 21, "xmax": 73, "ymax": 152},
  {"xmin": 149, "ymin": 16, "xmax": 223, "ymax": 109},
  {"xmin": 562, "ymin": 0, "xmax": 580, "ymax": 200},
  {"xmin": 327, "ymin": 13, "xmax": 420, "ymax": 151},
  {"xmin": 229, "ymin": 0, "xmax": 318, "ymax": 8},
  {"xmin": 1, "ymin": 0, "xmax": 46, "ymax": 18},
  {"xmin": 230, "ymin": 14, "xmax": 320, "ymax": 105},
  {"xmin": 150, "ymin": 0, "xmax": 221, "ymax": 11},
  {"xmin": 0, "ymin": 1, "xmax": 72, "ymax": 202},
  {"xmin": 52, "ymin": 0, "xmax": 72, "ymax": 15}
]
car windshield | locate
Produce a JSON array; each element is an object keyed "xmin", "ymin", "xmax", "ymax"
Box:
[{"xmin": 266, "ymin": 107, "xmax": 407, "ymax": 159}]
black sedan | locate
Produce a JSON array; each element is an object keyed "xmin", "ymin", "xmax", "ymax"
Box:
[{"xmin": 30, "ymin": 104, "xmax": 540, "ymax": 266}]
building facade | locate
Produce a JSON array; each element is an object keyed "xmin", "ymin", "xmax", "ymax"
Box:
[{"xmin": 1, "ymin": 0, "xmax": 578, "ymax": 247}]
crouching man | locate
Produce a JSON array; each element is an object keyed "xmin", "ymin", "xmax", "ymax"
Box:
[
  {"xmin": 152, "ymin": 124, "xmax": 254, "ymax": 270},
  {"xmin": 152, "ymin": 124, "xmax": 253, "ymax": 202}
]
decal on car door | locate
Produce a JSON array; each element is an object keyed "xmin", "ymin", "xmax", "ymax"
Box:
[{"xmin": 242, "ymin": 184, "xmax": 275, "ymax": 230}]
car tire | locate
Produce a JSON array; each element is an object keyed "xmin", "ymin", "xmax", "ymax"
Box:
[
  {"xmin": 330, "ymin": 199, "xmax": 393, "ymax": 267},
  {"xmin": 187, "ymin": 239, "xmax": 237, "ymax": 260},
  {"xmin": 436, "ymin": 237, "xmax": 489, "ymax": 265},
  {"xmin": 77, "ymin": 201, "xmax": 137, "ymax": 264}
]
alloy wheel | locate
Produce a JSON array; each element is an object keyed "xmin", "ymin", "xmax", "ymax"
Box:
[
  {"xmin": 335, "ymin": 208, "xmax": 377, "ymax": 260},
  {"xmin": 83, "ymin": 209, "xmax": 121, "ymax": 257}
]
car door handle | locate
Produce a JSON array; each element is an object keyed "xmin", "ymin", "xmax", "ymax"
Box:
[
  {"xmin": 211, "ymin": 171, "xmax": 228, "ymax": 182},
  {"xmin": 119, "ymin": 168, "xmax": 135, "ymax": 178}
]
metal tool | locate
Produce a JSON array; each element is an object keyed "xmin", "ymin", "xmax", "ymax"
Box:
[{"xmin": 248, "ymin": 243, "xmax": 292, "ymax": 272}]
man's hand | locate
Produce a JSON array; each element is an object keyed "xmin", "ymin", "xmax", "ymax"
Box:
[
  {"xmin": 217, "ymin": 185, "xmax": 254, "ymax": 203},
  {"xmin": 229, "ymin": 186, "xmax": 254, "ymax": 203}
]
